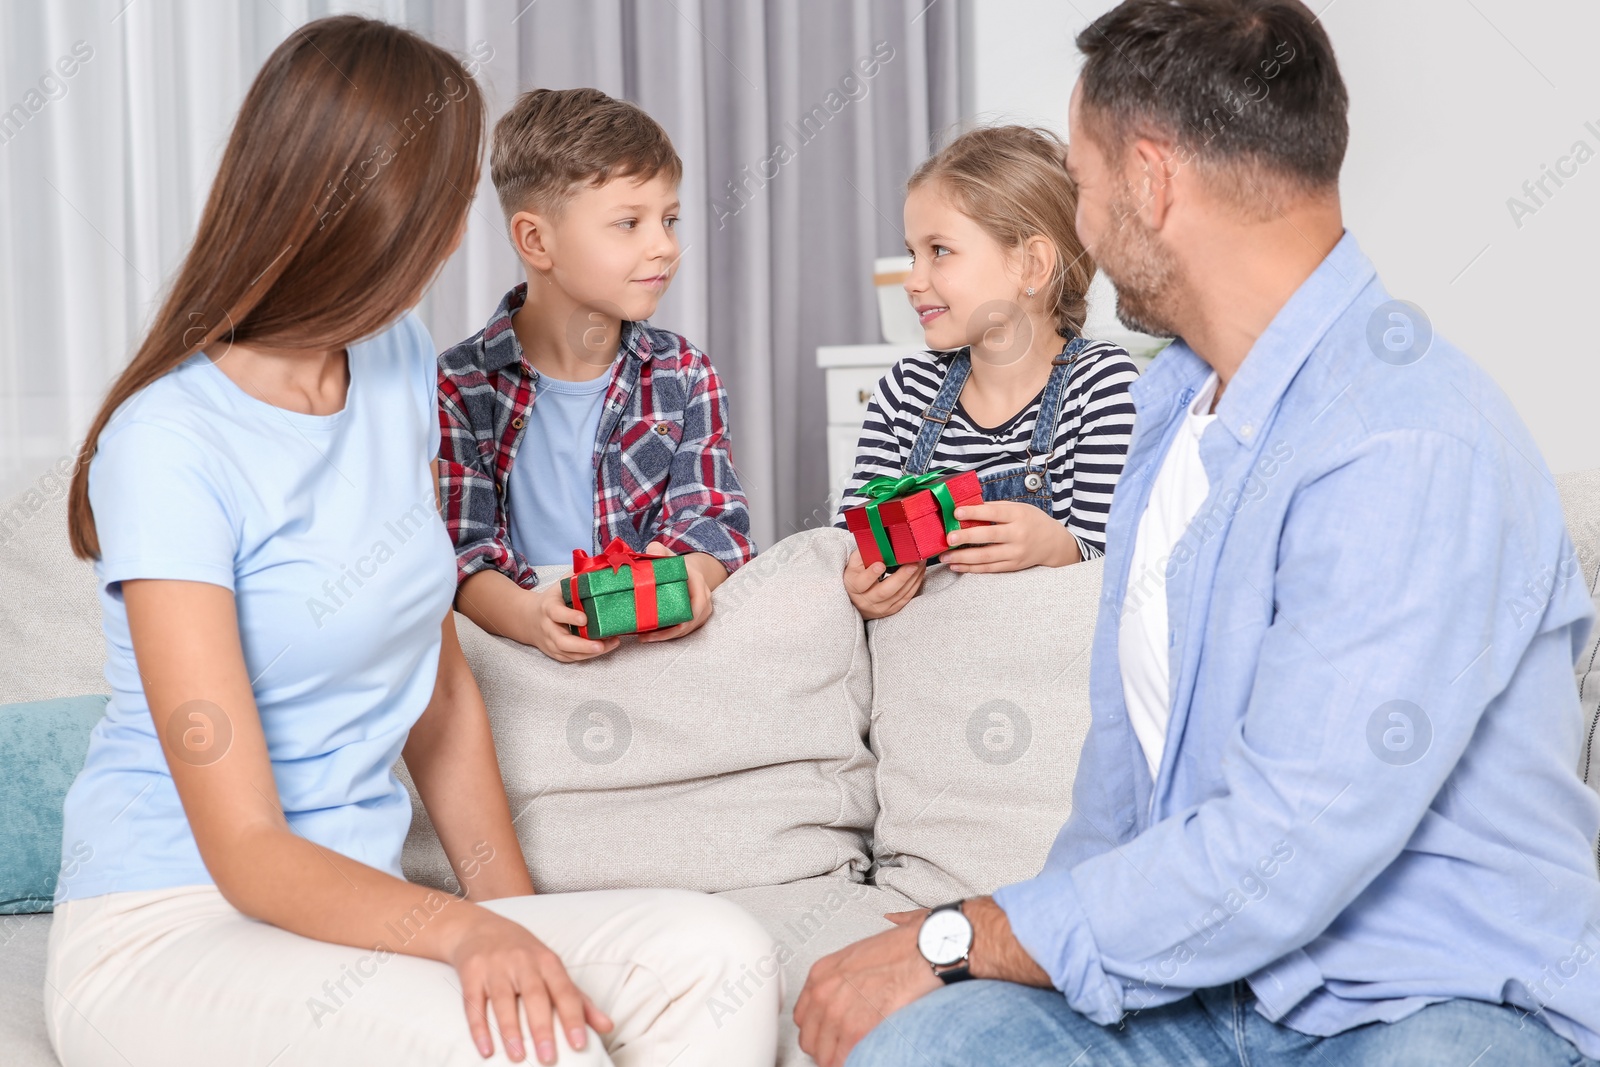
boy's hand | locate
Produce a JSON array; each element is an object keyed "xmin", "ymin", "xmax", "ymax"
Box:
[
  {"xmin": 637, "ymin": 542, "xmax": 717, "ymax": 643},
  {"xmin": 842, "ymin": 550, "xmax": 926, "ymax": 620},
  {"xmin": 941, "ymin": 501, "xmax": 1082, "ymax": 572},
  {"xmin": 527, "ymin": 582, "xmax": 620, "ymax": 662}
]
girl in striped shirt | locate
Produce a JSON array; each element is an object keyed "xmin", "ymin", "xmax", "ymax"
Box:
[{"xmin": 836, "ymin": 125, "xmax": 1139, "ymax": 619}]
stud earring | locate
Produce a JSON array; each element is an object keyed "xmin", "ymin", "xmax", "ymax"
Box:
[{"xmin": 1025, "ymin": 286, "xmax": 1035, "ymax": 297}]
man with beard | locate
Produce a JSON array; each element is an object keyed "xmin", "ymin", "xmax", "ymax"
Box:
[{"xmin": 794, "ymin": 1, "xmax": 1600, "ymax": 1065}]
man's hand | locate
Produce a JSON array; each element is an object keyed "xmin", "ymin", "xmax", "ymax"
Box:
[
  {"xmin": 942, "ymin": 501, "xmax": 1082, "ymax": 572},
  {"xmin": 793, "ymin": 913, "xmax": 941, "ymax": 1067},
  {"xmin": 526, "ymin": 583, "xmax": 620, "ymax": 663},
  {"xmin": 843, "ymin": 550, "xmax": 927, "ymax": 620},
  {"xmin": 637, "ymin": 542, "xmax": 719, "ymax": 642},
  {"xmin": 794, "ymin": 897, "xmax": 1053, "ymax": 1066}
]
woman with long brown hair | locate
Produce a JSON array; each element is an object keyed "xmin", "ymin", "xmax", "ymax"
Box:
[{"xmin": 47, "ymin": 17, "xmax": 777, "ymax": 1066}]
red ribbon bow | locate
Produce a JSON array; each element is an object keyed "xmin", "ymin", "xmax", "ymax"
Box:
[{"xmin": 569, "ymin": 537, "xmax": 660, "ymax": 637}]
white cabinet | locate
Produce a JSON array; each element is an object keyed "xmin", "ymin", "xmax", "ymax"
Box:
[
  {"xmin": 816, "ymin": 343, "xmax": 927, "ymax": 513},
  {"xmin": 826, "ymin": 425, "xmax": 862, "ymax": 510},
  {"xmin": 824, "ymin": 364, "xmax": 888, "ymax": 428}
]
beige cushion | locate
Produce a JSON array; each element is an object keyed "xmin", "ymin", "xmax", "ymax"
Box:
[
  {"xmin": 0, "ymin": 913, "xmax": 53, "ymax": 1067},
  {"xmin": 0, "ymin": 460, "xmax": 108, "ymax": 705},
  {"xmin": 399, "ymin": 527, "xmax": 878, "ymax": 895},
  {"xmin": 865, "ymin": 558, "xmax": 1102, "ymax": 908},
  {"xmin": 716, "ymin": 875, "xmax": 915, "ymax": 1067}
]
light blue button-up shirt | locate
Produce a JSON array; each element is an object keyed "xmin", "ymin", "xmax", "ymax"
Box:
[{"xmin": 993, "ymin": 230, "xmax": 1600, "ymax": 1057}]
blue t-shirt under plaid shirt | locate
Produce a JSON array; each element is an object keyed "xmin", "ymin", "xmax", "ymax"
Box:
[{"xmin": 506, "ymin": 368, "xmax": 610, "ymax": 566}]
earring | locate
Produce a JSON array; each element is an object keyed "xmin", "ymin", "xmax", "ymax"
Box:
[{"xmin": 1025, "ymin": 286, "xmax": 1036, "ymax": 297}]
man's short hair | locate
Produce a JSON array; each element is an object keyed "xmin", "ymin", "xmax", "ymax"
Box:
[
  {"xmin": 1076, "ymin": 0, "xmax": 1348, "ymax": 206},
  {"xmin": 490, "ymin": 87, "xmax": 683, "ymax": 221}
]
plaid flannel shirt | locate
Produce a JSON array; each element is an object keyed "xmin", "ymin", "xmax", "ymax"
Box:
[{"xmin": 436, "ymin": 283, "xmax": 756, "ymax": 589}]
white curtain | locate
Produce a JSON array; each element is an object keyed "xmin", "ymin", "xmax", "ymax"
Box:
[
  {"xmin": 0, "ymin": 1, "xmax": 352, "ymax": 504},
  {"xmin": 0, "ymin": 0, "xmax": 964, "ymax": 548}
]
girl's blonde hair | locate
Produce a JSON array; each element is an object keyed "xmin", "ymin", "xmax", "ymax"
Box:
[{"xmin": 908, "ymin": 125, "xmax": 1095, "ymax": 339}]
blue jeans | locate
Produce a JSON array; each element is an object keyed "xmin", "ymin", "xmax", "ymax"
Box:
[{"xmin": 846, "ymin": 979, "xmax": 1598, "ymax": 1066}]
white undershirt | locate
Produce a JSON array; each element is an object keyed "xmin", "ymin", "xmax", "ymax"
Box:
[{"xmin": 1118, "ymin": 370, "xmax": 1220, "ymax": 782}]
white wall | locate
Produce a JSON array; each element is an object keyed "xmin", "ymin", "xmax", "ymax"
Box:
[{"xmin": 969, "ymin": 0, "xmax": 1600, "ymax": 475}]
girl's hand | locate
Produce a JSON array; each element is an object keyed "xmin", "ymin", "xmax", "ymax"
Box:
[
  {"xmin": 941, "ymin": 501, "xmax": 1083, "ymax": 572},
  {"xmin": 447, "ymin": 910, "xmax": 614, "ymax": 1064},
  {"xmin": 637, "ymin": 542, "xmax": 716, "ymax": 642},
  {"xmin": 843, "ymin": 550, "xmax": 927, "ymax": 619},
  {"xmin": 527, "ymin": 582, "xmax": 620, "ymax": 662}
]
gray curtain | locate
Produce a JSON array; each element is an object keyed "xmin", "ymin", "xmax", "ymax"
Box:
[
  {"xmin": 0, "ymin": 0, "xmax": 963, "ymax": 547},
  {"xmin": 418, "ymin": 0, "xmax": 966, "ymax": 549}
]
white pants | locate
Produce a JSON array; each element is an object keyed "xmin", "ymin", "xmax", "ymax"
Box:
[{"xmin": 45, "ymin": 882, "xmax": 782, "ymax": 1066}]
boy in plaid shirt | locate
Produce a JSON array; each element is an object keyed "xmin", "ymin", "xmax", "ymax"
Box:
[{"xmin": 436, "ymin": 88, "xmax": 755, "ymax": 661}]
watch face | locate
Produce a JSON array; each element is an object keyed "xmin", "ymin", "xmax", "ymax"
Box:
[{"xmin": 918, "ymin": 908, "xmax": 973, "ymax": 966}]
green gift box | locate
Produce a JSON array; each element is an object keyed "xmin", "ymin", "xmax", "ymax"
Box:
[{"xmin": 560, "ymin": 537, "xmax": 693, "ymax": 639}]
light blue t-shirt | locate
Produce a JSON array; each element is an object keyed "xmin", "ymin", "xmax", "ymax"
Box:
[
  {"xmin": 56, "ymin": 311, "xmax": 457, "ymax": 903},
  {"xmin": 505, "ymin": 368, "xmax": 610, "ymax": 566}
]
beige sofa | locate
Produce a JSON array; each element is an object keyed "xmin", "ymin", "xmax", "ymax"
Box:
[{"xmin": 4, "ymin": 466, "xmax": 1600, "ymax": 1067}]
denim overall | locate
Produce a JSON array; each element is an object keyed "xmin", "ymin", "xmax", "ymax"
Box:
[{"xmin": 902, "ymin": 334, "xmax": 1090, "ymax": 515}]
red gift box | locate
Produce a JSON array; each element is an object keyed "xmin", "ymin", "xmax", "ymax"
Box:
[{"xmin": 844, "ymin": 468, "xmax": 987, "ymax": 569}]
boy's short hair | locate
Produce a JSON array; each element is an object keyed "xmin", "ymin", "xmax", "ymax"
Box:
[{"xmin": 490, "ymin": 87, "xmax": 683, "ymax": 222}]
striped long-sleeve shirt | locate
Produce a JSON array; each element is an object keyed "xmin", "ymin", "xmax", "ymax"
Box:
[{"xmin": 833, "ymin": 343, "xmax": 1139, "ymax": 559}]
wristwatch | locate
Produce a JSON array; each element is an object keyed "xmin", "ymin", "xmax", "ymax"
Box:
[{"xmin": 917, "ymin": 899, "xmax": 974, "ymax": 983}]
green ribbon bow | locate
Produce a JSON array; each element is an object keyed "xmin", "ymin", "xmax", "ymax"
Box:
[{"xmin": 857, "ymin": 469, "xmax": 963, "ymax": 567}]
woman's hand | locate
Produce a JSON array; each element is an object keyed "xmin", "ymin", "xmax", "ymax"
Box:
[
  {"xmin": 526, "ymin": 583, "xmax": 620, "ymax": 662},
  {"xmin": 447, "ymin": 910, "xmax": 614, "ymax": 1064},
  {"xmin": 637, "ymin": 542, "xmax": 717, "ymax": 642},
  {"xmin": 412, "ymin": 609, "xmax": 611, "ymax": 1065},
  {"xmin": 842, "ymin": 550, "xmax": 927, "ymax": 619},
  {"xmin": 941, "ymin": 501, "xmax": 1083, "ymax": 572}
]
